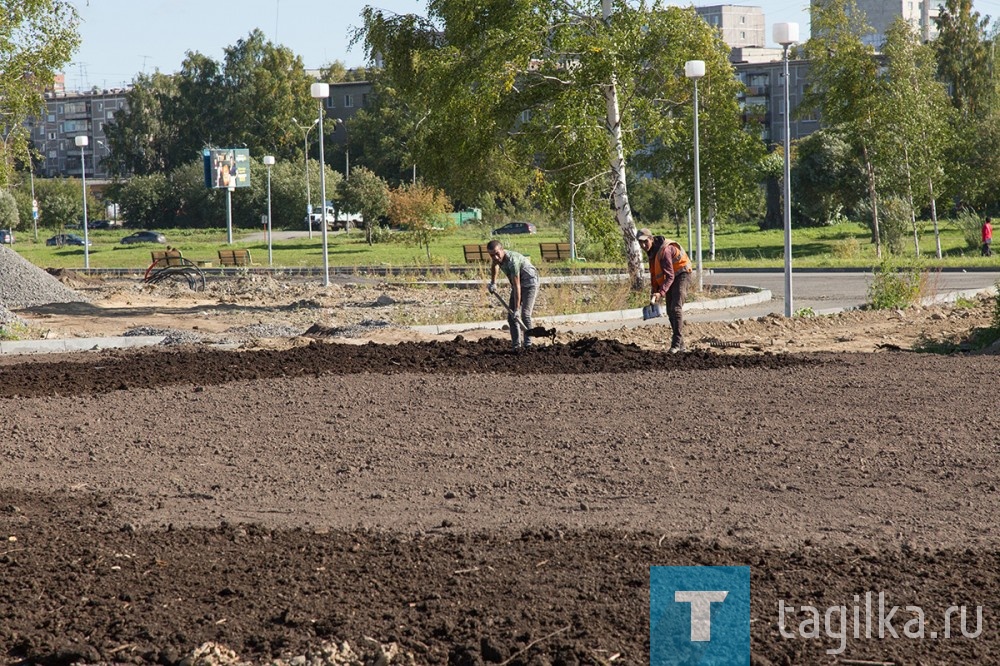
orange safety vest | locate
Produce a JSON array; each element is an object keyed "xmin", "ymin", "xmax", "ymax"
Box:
[{"xmin": 650, "ymin": 239, "xmax": 692, "ymax": 293}]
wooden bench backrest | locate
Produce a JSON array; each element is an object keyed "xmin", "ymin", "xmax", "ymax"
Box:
[
  {"xmin": 218, "ymin": 248, "xmax": 252, "ymax": 266},
  {"xmin": 463, "ymin": 244, "xmax": 491, "ymax": 263},
  {"xmin": 539, "ymin": 242, "xmax": 571, "ymax": 261},
  {"xmin": 150, "ymin": 249, "xmax": 185, "ymax": 267}
]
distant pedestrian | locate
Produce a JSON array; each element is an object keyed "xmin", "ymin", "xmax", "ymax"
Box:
[
  {"xmin": 983, "ymin": 217, "xmax": 993, "ymax": 257},
  {"xmin": 637, "ymin": 228, "xmax": 692, "ymax": 353},
  {"xmin": 487, "ymin": 239, "xmax": 539, "ymax": 349}
]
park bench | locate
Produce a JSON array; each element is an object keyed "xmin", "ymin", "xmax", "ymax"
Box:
[
  {"xmin": 463, "ymin": 244, "xmax": 491, "ymax": 263},
  {"xmin": 218, "ymin": 248, "xmax": 254, "ymax": 267},
  {"xmin": 539, "ymin": 242, "xmax": 572, "ymax": 262},
  {"xmin": 144, "ymin": 249, "xmax": 206, "ymax": 291}
]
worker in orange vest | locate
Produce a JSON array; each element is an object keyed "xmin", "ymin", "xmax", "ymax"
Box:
[
  {"xmin": 983, "ymin": 217, "xmax": 993, "ymax": 257},
  {"xmin": 637, "ymin": 228, "xmax": 693, "ymax": 353}
]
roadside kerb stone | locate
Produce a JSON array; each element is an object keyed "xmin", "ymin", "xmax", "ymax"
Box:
[{"xmin": 0, "ymin": 335, "xmax": 166, "ymax": 355}]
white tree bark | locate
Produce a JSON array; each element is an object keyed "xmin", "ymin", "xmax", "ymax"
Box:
[{"xmin": 603, "ymin": 0, "xmax": 644, "ymax": 289}]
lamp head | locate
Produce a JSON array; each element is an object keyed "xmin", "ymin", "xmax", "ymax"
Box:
[
  {"xmin": 773, "ymin": 22, "xmax": 800, "ymax": 47},
  {"xmin": 263, "ymin": 156, "xmax": 275, "ymax": 166},
  {"xmin": 74, "ymin": 135, "xmax": 89, "ymax": 148},
  {"xmin": 310, "ymin": 82, "xmax": 330, "ymax": 99},
  {"xmin": 684, "ymin": 60, "xmax": 705, "ymax": 80}
]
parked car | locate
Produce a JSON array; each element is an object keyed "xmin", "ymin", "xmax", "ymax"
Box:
[
  {"xmin": 121, "ymin": 231, "xmax": 167, "ymax": 245},
  {"xmin": 88, "ymin": 219, "xmax": 114, "ymax": 230},
  {"xmin": 46, "ymin": 233, "xmax": 90, "ymax": 247},
  {"xmin": 491, "ymin": 221, "xmax": 536, "ymax": 235},
  {"xmin": 0, "ymin": 229, "xmax": 13, "ymax": 244}
]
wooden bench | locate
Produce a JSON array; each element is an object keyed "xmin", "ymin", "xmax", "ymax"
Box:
[
  {"xmin": 539, "ymin": 242, "xmax": 572, "ymax": 261},
  {"xmin": 144, "ymin": 249, "xmax": 205, "ymax": 291},
  {"xmin": 463, "ymin": 244, "xmax": 491, "ymax": 263},
  {"xmin": 218, "ymin": 248, "xmax": 254, "ymax": 267},
  {"xmin": 150, "ymin": 249, "xmax": 185, "ymax": 267}
]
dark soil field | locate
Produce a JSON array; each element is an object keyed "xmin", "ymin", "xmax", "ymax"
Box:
[{"xmin": 2, "ymin": 338, "xmax": 1000, "ymax": 665}]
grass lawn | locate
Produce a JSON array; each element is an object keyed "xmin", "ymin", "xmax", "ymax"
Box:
[{"xmin": 4, "ymin": 219, "xmax": 997, "ymax": 272}]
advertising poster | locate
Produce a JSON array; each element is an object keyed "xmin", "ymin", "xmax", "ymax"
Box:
[{"xmin": 203, "ymin": 148, "xmax": 251, "ymax": 189}]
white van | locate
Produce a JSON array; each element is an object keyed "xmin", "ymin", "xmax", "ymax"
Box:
[
  {"xmin": 304, "ymin": 207, "xmax": 339, "ymax": 231},
  {"xmin": 304, "ymin": 208, "xmax": 363, "ymax": 231}
]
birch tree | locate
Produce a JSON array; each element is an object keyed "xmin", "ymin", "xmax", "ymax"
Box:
[
  {"xmin": 880, "ymin": 19, "xmax": 953, "ymax": 257},
  {"xmin": 804, "ymin": 0, "xmax": 887, "ymax": 257}
]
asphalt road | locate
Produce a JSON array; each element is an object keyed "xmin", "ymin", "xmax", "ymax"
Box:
[{"xmin": 694, "ymin": 269, "xmax": 1000, "ymax": 323}]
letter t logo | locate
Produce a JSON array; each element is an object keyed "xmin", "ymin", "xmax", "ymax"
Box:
[{"xmin": 675, "ymin": 590, "xmax": 729, "ymax": 641}]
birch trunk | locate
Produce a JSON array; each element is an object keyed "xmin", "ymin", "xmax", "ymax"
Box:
[
  {"xmin": 604, "ymin": 77, "xmax": 643, "ymax": 289},
  {"xmin": 602, "ymin": 0, "xmax": 643, "ymax": 289}
]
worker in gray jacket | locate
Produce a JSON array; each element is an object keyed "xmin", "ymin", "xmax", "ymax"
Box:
[{"xmin": 487, "ymin": 239, "xmax": 539, "ymax": 349}]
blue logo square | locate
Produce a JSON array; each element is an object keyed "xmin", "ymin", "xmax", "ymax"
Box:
[{"xmin": 650, "ymin": 566, "xmax": 750, "ymax": 665}]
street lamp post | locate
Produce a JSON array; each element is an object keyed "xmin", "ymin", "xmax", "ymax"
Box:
[
  {"xmin": 225, "ymin": 182, "xmax": 235, "ymax": 245},
  {"xmin": 311, "ymin": 82, "xmax": 331, "ymax": 286},
  {"xmin": 292, "ymin": 117, "xmax": 319, "ymax": 239},
  {"xmin": 336, "ymin": 118, "xmax": 350, "ymax": 181},
  {"xmin": 29, "ymin": 166, "xmax": 38, "ymax": 242},
  {"xmin": 263, "ymin": 155, "xmax": 275, "ymax": 266},
  {"xmin": 774, "ymin": 22, "xmax": 799, "ymax": 317},
  {"xmin": 75, "ymin": 135, "xmax": 90, "ymax": 269},
  {"xmin": 684, "ymin": 60, "xmax": 705, "ymax": 292}
]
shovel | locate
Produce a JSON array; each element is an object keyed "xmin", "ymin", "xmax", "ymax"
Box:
[{"xmin": 489, "ymin": 289, "xmax": 557, "ymax": 342}]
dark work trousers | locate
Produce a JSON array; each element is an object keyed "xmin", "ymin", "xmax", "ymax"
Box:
[
  {"xmin": 984, "ymin": 241, "xmax": 993, "ymax": 257},
  {"xmin": 508, "ymin": 280, "xmax": 538, "ymax": 348},
  {"xmin": 666, "ymin": 270, "xmax": 691, "ymax": 349}
]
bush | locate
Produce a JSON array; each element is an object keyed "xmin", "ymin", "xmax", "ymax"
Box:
[
  {"xmin": 866, "ymin": 257, "xmax": 923, "ymax": 310},
  {"xmin": 955, "ymin": 209, "xmax": 984, "ymax": 251},
  {"xmin": 993, "ymin": 281, "xmax": 1000, "ymax": 331},
  {"xmin": 879, "ymin": 196, "xmax": 912, "ymax": 255},
  {"xmin": 832, "ymin": 237, "xmax": 861, "ymax": 260}
]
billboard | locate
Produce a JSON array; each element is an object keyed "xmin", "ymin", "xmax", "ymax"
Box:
[{"xmin": 203, "ymin": 148, "xmax": 251, "ymax": 189}]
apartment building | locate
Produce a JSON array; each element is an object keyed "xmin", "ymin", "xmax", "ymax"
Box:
[
  {"xmin": 695, "ymin": 5, "xmax": 767, "ymax": 48},
  {"xmin": 816, "ymin": 0, "xmax": 941, "ymax": 47},
  {"xmin": 27, "ymin": 77, "xmax": 127, "ymax": 181},
  {"xmin": 324, "ymin": 79, "xmax": 373, "ymax": 146},
  {"xmin": 734, "ymin": 58, "xmax": 817, "ymax": 145}
]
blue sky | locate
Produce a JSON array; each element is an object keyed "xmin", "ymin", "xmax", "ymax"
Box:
[{"xmin": 67, "ymin": 0, "xmax": 822, "ymax": 91}]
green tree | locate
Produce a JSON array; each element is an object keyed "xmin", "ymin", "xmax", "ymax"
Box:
[
  {"xmin": 346, "ymin": 75, "xmax": 425, "ymax": 186},
  {"xmin": 790, "ymin": 129, "xmax": 862, "ymax": 226},
  {"xmin": 105, "ymin": 30, "xmax": 315, "ymax": 175},
  {"xmin": 33, "ymin": 178, "xmax": 85, "ymax": 230},
  {"xmin": 104, "ymin": 72, "xmax": 177, "ymax": 176},
  {"xmin": 0, "ymin": 190, "xmax": 19, "ymax": 231},
  {"xmin": 115, "ymin": 173, "xmax": 170, "ymax": 229},
  {"xmin": 628, "ymin": 177, "xmax": 687, "ymax": 237},
  {"xmin": 0, "ymin": 0, "xmax": 80, "ymax": 186},
  {"xmin": 340, "ymin": 166, "xmax": 391, "ymax": 244},
  {"xmin": 804, "ymin": 0, "xmax": 887, "ymax": 257},
  {"xmin": 934, "ymin": 0, "xmax": 992, "ymax": 118},
  {"xmin": 360, "ymin": 0, "xmax": 746, "ymax": 288},
  {"xmin": 220, "ymin": 30, "xmax": 316, "ymax": 158}
]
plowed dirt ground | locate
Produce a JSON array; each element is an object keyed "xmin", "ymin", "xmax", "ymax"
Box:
[{"xmin": 2, "ymin": 277, "xmax": 1000, "ymax": 666}]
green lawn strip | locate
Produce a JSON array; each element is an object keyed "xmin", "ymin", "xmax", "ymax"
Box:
[{"xmin": 6, "ymin": 220, "xmax": 997, "ymax": 271}]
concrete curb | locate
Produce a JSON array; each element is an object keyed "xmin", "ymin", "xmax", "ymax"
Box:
[
  {"xmin": 921, "ymin": 284, "xmax": 998, "ymax": 305},
  {"xmin": 0, "ymin": 336, "xmax": 166, "ymax": 356},
  {"xmin": 411, "ymin": 286, "xmax": 772, "ymax": 335}
]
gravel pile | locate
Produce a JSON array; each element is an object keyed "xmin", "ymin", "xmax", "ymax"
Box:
[
  {"xmin": 0, "ymin": 306, "xmax": 27, "ymax": 330},
  {"xmin": 303, "ymin": 319, "xmax": 394, "ymax": 339},
  {"xmin": 225, "ymin": 323, "xmax": 308, "ymax": 339},
  {"xmin": 123, "ymin": 326, "xmax": 205, "ymax": 346},
  {"xmin": 0, "ymin": 246, "xmax": 90, "ymax": 309}
]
